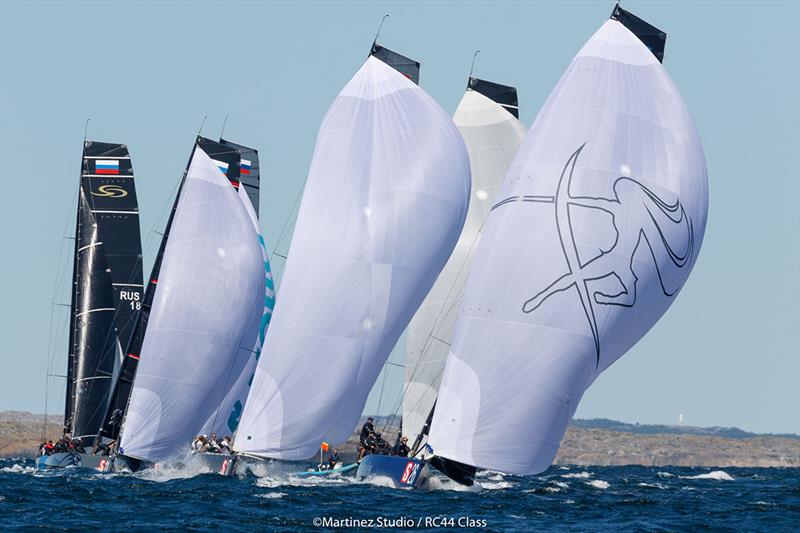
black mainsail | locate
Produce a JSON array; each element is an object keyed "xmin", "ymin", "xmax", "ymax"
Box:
[
  {"xmin": 65, "ymin": 141, "xmax": 143, "ymax": 445},
  {"xmin": 467, "ymin": 77, "xmax": 520, "ymax": 118}
]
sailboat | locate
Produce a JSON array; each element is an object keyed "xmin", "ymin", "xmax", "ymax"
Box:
[
  {"xmin": 359, "ymin": 4, "xmax": 708, "ymax": 488},
  {"xmin": 88, "ymin": 136, "xmax": 267, "ymax": 473},
  {"xmin": 402, "ymin": 74, "xmax": 527, "ymax": 455},
  {"xmin": 38, "ymin": 141, "xmax": 144, "ymax": 470},
  {"xmin": 229, "ymin": 42, "xmax": 471, "ymax": 475}
]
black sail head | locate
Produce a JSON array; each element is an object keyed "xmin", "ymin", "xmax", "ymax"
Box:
[
  {"xmin": 467, "ymin": 77, "xmax": 520, "ymax": 118},
  {"xmin": 370, "ymin": 43, "xmax": 420, "ymax": 85},
  {"xmin": 219, "ymin": 138, "xmax": 259, "ymax": 215},
  {"xmin": 610, "ymin": 3, "xmax": 666, "ymax": 63}
]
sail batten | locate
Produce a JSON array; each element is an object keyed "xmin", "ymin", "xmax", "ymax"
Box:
[
  {"xmin": 428, "ymin": 16, "xmax": 707, "ymax": 475},
  {"xmin": 235, "ymin": 53, "xmax": 470, "ymax": 460}
]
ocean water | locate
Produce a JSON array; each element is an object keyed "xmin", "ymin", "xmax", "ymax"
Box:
[{"xmin": 1, "ymin": 458, "xmax": 798, "ymax": 531}]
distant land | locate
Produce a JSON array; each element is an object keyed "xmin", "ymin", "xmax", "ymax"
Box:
[{"xmin": 2, "ymin": 411, "xmax": 798, "ymax": 467}]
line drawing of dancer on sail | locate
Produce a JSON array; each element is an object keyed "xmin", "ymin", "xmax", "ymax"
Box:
[{"xmin": 493, "ymin": 144, "xmax": 695, "ymax": 366}]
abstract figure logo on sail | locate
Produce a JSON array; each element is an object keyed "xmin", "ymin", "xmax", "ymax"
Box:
[{"xmin": 495, "ymin": 144, "xmax": 694, "ymax": 367}]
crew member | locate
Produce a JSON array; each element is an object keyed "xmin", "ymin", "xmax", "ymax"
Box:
[
  {"xmin": 328, "ymin": 448, "xmax": 341, "ymax": 470},
  {"xmin": 393, "ymin": 436, "xmax": 410, "ymax": 457}
]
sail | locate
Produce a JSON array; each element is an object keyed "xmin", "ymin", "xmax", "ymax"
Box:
[
  {"xmin": 200, "ymin": 177, "xmax": 275, "ymax": 436},
  {"xmin": 220, "ymin": 138, "xmax": 260, "ymax": 215},
  {"xmin": 234, "ymin": 54, "xmax": 471, "ymax": 460},
  {"xmin": 428, "ymin": 15, "xmax": 708, "ymax": 475},
  {"xmin": 66, "ymin": 141, "xmax": 142, "ymax": 444},
  {"xmin": 117, "ymin": 146, "xmax": 264, "ymax": 461},
  {"xmin": 403, "ymin": 80, "xmax": 526, "ymax": 445},
  {"xmin": 97, "ymin": 137, "xmax": 245, "ymax": 445}
]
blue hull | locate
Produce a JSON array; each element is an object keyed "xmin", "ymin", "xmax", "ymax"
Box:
[
  {"xmin": 294, "ymin": 462, "xmax": 358, "ymax": 478},
  {"xmin": 356, "ymin": 455, "xmax": 429, "ymax": 488}
]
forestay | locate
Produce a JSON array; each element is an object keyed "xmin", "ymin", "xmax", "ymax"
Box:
[
  {"xmin": 403, "ymin": 80, "xmax": 526, "ymax": 444},
  {"xmin": 119, "ymin": 147, "xmax": 264, "ymax": 462},
  {"xmin": 429, "ymin": 18, "xmax": 708, "ymax": 475},
  {"xmin": 235, "ymin": 55, "xmax": 471, "ymax": 460}
]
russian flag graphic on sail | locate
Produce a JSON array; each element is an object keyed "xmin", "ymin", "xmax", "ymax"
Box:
[
  {"xmin": 241, "ymin": 159, "xmax": 252, "ymax": 175},
  {"xmin": 95, "ymin": 160, "xmax": 119, "ymax": 175},
  {"xmin": 212, "ymin": 159, "xmax": 229, "ymax": 176}
]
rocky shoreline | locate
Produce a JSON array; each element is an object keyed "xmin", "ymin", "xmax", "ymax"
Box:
[{"xmin": 2, "ymin": 410, "xmax": 797, "ymax": 467}]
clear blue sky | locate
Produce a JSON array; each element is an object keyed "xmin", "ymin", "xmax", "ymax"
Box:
[{"xmin": 1, "ymin": 1, "xmax": 798, "ymax": 434}]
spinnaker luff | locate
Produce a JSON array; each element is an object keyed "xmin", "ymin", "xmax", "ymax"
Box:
[
  {"xmin": 403, "ymin": 76, "xmax": 527, "ymax": 447},
  {"xmin": 428, "ymin": 6, "xmax": 708, "ymax": 476},
  {"xmin": 66, "ymin": 141, "xmax": 143, "ymax": 446},
  {"xmin": 234, "ymin": 45, "xmax": 471, "ymax": 460},
  {"xmin": 116, "ymin": 139, "xmax": 265, "ymax": 463}
]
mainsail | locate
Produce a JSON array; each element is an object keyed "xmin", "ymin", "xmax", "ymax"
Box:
[
  {"xmin": 403, "ymin": 78, "xmax": 527, "ymax": 445},
  {"xmin": 116, "ymin": 143, "xmax": 265, "ymax": 462},
  {"xmin": 428, "ymin": 11, "xmax": 708, "ymax": 475},
  {"xmin": 66, "ymin": 141, "xmax": 143, "ymax": 444},
  {"xmin": 234, "ymin": 51, "xmax": 471, "ymax": 460}
]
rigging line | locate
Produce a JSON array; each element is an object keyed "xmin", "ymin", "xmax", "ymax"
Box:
[
  {"xmin": 43, "ymin": 178, "xmax": 81, "ymax": 439},
  {"xmin": 371, "ymin": 14, "xmax": 389, "ymax": 50},
  {"xmin": 220, "ymin": 115, "xmax": 229, "ymax": 139},
  {"xmin": 83, "ymin": 118, "xmax": 90, "ymax": 142},
  {"xmin": 469, "ymin": 50, "xmax": 480, "ymax": 79},
  {"xmin": 269, "ymin": 180, "xmax": 305, "ymax": 262},
  {"xmin": 197, "ymin": 115, "xmax": 208, "ymax": 137}
]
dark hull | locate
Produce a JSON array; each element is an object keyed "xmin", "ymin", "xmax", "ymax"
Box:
[{"xmin": 356, "ymin": 455, "xmax": 429, "ymax": 488}]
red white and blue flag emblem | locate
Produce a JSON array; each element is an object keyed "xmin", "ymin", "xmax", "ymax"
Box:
[
  {"xmin": 240, "ymin": 159, "xmax": 252, "ymax": 175},
  {"xmin": 212, "ymin": 159, "xmax": 229, "ymax": 176},
  {"xmin": 95, "ymin": 160, "xmax": 119, "ymax": 175}
]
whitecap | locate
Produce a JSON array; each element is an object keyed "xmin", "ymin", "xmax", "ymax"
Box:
[
  {"xmin": 0, "ymin": 464, "xmax": 36, "ymax": 474},
  {"xmin": 681, "ymin": 470, "xmax": 734, "ymax": 481},
  {"xmin": 425, "ymin": 476, "xmax": 481, "ymax": 492},
  {"xmin": 637, "ymin": 482, "xmax": 667, "ymax": 490},
  {"xmin": 586, "ymin": 479, "xmax": 610, "ymax": 489},
  {"xmin": 256, "ymin": 492, "xmax": 287, "ymax": 499},
  {"xmin": 562, "ymin": 471, "xmax": 591, "ymax": 479},
  {"xmin": 478, "ymin": 480, "xmax": 514, "ymax": 490},
  {"xmin": 656, "ymin": 471, "xmax": 674, "ymax": 478}
]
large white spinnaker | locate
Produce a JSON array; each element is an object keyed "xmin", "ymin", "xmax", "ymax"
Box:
[
  {"xmin": 119, "ymin": 146, "xmax": 265, "ymax": 462},
  {"xmin": 403, "ymin": 79, "xmax": 527, "ymax": 445},
  {"xmin": 199, "ymin": 182, "xmax": 275, "ymax": 437},
  {"xmin": 235, "ymin": 53, "xmax": 471, "ymax": 460},
  {"xmin": 429, "ymin": 11, "xmax": 708, "ymax": 475}
]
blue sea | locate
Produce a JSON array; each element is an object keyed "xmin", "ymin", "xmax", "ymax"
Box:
[{"xmin": 1, "ymin": 458, "xmax": 798, "ymax": 531}]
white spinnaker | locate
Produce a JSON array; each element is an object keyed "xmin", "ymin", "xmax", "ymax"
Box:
[
  {"xmin": 199, "ymin": 184, "xmax": 274, "ymax": 437},
  {"xmin": 403, "ymin": 89, "xmax": 526, "ymax": 444},
  {"xmin": 235, "ymin": 55, "xmax": 471, "ymax": 459},
  {"xmin": 428, "ymin": 20, "xmax": 709, "ymax": 475},
  {"xmin": 119, "ymin": 147, "xmax": 264, "ymax": 461}
]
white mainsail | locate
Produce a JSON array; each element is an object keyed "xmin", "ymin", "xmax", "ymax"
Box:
[
  {"xmin": 403, "ymin": 83, "xmax": 527, "ymax": 444},
  {"xmin": 428, "ymin": 17, "xmax": 708, "ymax": 475},
  {"xmin": 119, "ymin": 146, "xmax": 265, "ymax": 462},
  {"xmin": 234, "ymin": 54, "xmax": 471, "ymax": 460}
]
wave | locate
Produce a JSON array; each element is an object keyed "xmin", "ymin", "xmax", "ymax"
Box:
[
  {"xmin": 0, "ymin": 463, "xmax": 36, "ymax": 474},
  {"xmin": 255, "ymin": 492, "xmax": 286, "ymax": 499},
  {"xmin": 562, "ymin": 471, "xmax": 592, "ymax": 479},
  {"xmin": 637, "ymin": 482, "xmax": 667, "ymax": 490},
  {"xmin": 586, "ymin": 479, "xmax": 610, "ymax": 489},
  {"xmin": 681, "ymin": 470, "xmax": 734, "ymax": 481},
  {"xmin": 425, "ymin": 475, "xmax": 481, "ymax": 492}
]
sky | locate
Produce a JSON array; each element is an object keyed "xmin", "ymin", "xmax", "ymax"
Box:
[{"xmin": 0, "ymin": 0, "xmax": 798, "ymax": 435}]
